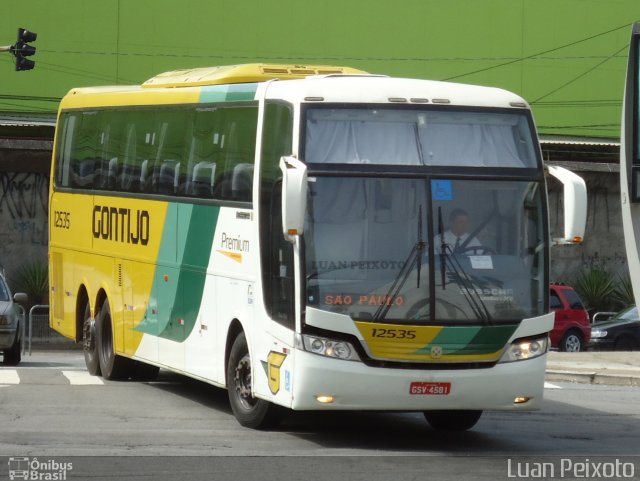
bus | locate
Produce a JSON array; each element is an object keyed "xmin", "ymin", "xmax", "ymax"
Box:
[
  {"xmin": 621, "ymin": 22, "xmax": 640, "ymax": 309},
  {"xmin": 49, "ymin": 63, "xmax": 586, "ymax": 430}
]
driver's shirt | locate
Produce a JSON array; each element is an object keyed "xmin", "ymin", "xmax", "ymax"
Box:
[{"xmin": 434, "ymin": 230, "xmax": 481, "ymax": 255}]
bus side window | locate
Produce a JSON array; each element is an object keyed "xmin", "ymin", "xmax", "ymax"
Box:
[
  {"xmin": 55, "ymin": 113, "xmax": 77, "ymax": 188},
  {"xmin": 212, "ymin": 106, "xmax": 258, "ymax": 203},
  {"xmin": 152, "ymin": 109, "xmax": 191, "ymax": 196},
  {"xmin": 69, "ymin": 111, "xmax": 98, "ymax": 189},
  {"xmin": 184, "ymin": 108, "xmax": 220, "ymax": 198}
]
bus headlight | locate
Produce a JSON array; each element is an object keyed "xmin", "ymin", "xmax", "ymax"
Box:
[
  {"xmin": 499, "ymin": 336, "xmax": 548, "ymax": 363},
  {"xmin": 299, "ymin": 334, "xmax": 360, "ymax": 361}
]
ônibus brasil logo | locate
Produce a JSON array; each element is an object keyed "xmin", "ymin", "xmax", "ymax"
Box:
[{"xmin": 7, "ymin": 457, "xmax": 73, "ymax": 480}]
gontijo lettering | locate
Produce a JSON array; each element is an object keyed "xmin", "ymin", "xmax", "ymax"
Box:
[{"xmin": 92, "ymin": 205, "xmax": 150, "ymax": 245}]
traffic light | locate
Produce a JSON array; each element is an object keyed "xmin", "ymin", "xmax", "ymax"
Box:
[{"xmin": 12, "ymin": 28, "xmax": 37, "ymax": 71}]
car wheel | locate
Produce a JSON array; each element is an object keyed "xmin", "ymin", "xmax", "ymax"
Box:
[
  {"xmin": 227, "ymin": 332, "xmax": 284, "ymax": 429},
  {"xmin": 560, "ymin": 330, "xmax": 583, "ymax": 352},
  {"xmin": 82, "ymin": 301, "xmax": 101, "ymax": 376},
  {"xmin": 423, "ymin": 410, "xmax": 483, "ymax": 431},
  {"xmin": 2, "ymin": 331, "xmax": 21, "ymax": 366},
  {"xmin": 96, "ymin": 298, "xmax": 131, "ymax": 380},
  {"xmin": 615, "ymin": 337, "xmax": 638, "ymax": 351}
]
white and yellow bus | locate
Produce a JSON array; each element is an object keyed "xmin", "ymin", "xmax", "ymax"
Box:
[{"xmin": 49, "ymin": 64, "xmax": 586, "ymax": 430}]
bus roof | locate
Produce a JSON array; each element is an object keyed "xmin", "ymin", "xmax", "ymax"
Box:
[
  {"xmin": 141, "ymin": 63, "xmax": 369, "ymax": 88},
  {"xmin": 58, "ymin": 63, "xmax": 530, "ymax": 111}
]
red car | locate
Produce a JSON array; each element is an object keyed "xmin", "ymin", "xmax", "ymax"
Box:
[{"xmin": 549, "ymin": 284, "xmax": 591, "ymax": 352}]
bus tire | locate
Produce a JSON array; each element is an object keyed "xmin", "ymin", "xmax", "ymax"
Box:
[
  {"xmin": 82, "ymin": 301, "xmax": 101, "ymax": 376},
  {"xmin": 227, "ymin": 332, "xmax": 284, "ymax": 429},
  {"xmin": 423, "ymin": 410, "xmax": 483, "ymax": 431},
  {"xmin": 96, "ymin": 298, "xmax": 131, "ymax": 380},
  {"xmin": 2, "ymin": 331, "xmax": 21, "ymax": 366}
]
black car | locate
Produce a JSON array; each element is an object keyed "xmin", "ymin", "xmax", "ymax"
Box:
[{"xmin": 589, "ymin": 306, "xmax": 640, "ymax": 351}]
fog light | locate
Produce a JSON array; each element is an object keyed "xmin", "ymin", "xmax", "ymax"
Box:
[
  {"xmin": 316, "ymin": 395, "xmax": 335, "ymax": 404},
  {"xmin": 514, "ymin": 396, "xmax": 530, "ymax": 404}
]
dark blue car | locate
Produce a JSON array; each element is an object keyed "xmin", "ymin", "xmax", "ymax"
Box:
[{"xmin": 590, "ymin": 306, "xmax": 640, "ymax": 351}]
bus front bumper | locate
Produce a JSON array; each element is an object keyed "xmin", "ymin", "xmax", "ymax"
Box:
[{"xmin": 290, "ymin": 350, "xmax": 547, "ymax": 411}]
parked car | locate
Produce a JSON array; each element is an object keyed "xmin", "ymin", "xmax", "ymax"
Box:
[
  {"xmin": 549, "ymin": 284, "xmax": 591, "ymax": 352},
  {"xmin": 0, "ymin": 274, "xmax": 28, "ymax": 366},
  {"xmin": 589, "ymin": 306, "xmax": 640, "ymax": 351}
]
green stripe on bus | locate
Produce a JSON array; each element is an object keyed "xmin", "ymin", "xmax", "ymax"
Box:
[
  {"xmin": 136, "ymin": 203, "xmax": 219, "ymax": 342},
  {"xmin": 413, "ymin": 324, "xmax": 516, "ymax": 355},
  {"xmin": 199, "ymin": 83, "xmax": 258, "ymax": 103},
  {"xmin": 447, "ymin": 324, "xmax": 517, "ymax": 355}
]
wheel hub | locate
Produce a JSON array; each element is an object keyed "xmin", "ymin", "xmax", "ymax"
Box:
[
  {"xmin": 83, "ymin": 318, "xmax": 95, "ymax": 352},
  {"xmin": 234, "ymin": 355, "xmax": 256, "ymax": 409}
]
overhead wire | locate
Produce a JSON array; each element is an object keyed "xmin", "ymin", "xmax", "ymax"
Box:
[{"xmin": 441, "ymin": 22, "xmax": 631, "ymax": 81}]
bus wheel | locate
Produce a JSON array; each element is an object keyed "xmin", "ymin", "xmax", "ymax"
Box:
[
  {"xmin": 96, "ymin": 299, "xmax": 130, "ymax": 380},
  {"xmin": 423, "ymin": 410, "xmax": 483, "ymax": 431},
  {"xmin": 227, "ymin": 332, "xmax": 284, "ymax": 429},
  {"xmin": 82, "ymin": 302, "xmax": 101, "ymax": 375}
]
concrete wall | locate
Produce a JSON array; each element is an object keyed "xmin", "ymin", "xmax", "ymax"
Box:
[{"xmin": 0, "ymin": 139, "xmax": 51, "ymax": 282}]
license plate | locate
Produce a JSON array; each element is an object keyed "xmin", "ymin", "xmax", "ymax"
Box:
[{"xmin": 409, "ymin": 382, "xmax": 451, "ymax": 395}]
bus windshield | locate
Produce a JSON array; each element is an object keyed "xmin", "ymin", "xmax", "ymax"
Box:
[
  {"xmin": 305, "ymin": 107, "xmax": 538, "ymax": 168},
  {"xmin": 304, "ymin": 177, "xmax": 545, "ymax": 324}
]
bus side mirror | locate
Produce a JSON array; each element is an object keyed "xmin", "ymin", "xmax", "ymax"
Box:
[
  {"xmin": 547, "ymin": 165, "xmax": 587, "ymax": 245},
  {"xmin": 279, "ymin": 156, "xmax": 307, "ymax": 243}
]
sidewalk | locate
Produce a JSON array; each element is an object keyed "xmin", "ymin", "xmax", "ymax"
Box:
[{"xmin": 546, "ymin": 351, "xmax": 640, "ymax": 387}]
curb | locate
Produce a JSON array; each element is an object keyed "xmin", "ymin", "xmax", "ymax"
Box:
[{"xmin": 546, "ymin": 370, "xmax": 640, "ymax": 387}]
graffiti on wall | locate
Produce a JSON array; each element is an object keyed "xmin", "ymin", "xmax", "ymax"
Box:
[
  {"xmin": 0, "ymin": 172, "xmax": 49, "ymax": 247},
  {"xmin": 0, "ymin": 172, "xmax": 48, "ymax": 220}
]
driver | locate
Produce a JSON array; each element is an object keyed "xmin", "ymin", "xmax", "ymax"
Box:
[{"xmin": 436, "ymin": 208, "xmax": 481, "ymax": 255}]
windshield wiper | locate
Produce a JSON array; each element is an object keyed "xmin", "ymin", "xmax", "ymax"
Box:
[
  {"xmin": 437, "ymin": 207, "xmax": 493, "ymax": 325},
  {"xmin": 372, "ymin": 205, "xmax": 425, "ymax": 321}
]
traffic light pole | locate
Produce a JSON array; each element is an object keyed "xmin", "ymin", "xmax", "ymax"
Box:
[{"xmin": 2, "ymin": 28, "xmax": 37, "ymax": 70}]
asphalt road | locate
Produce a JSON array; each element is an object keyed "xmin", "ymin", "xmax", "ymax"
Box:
[{"xmin": 1, "ymin": 351, "xmax": 639, "ymax": 481}]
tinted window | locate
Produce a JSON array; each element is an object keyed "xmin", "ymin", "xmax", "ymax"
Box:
[
  {"xmin": 55, "ymin": 104, "xmax": 258, "ymax": 203},
  {"xmin": 563, "ymin": 289, "xmax": 585, "ymax": 310},
  {"xmin": 259, "ymin": 102, "xmax": 294, "ymax": 327},
  {"xmin": 0, "ymin": 279, "xmax": 9, "ymax": 302},
  {"xmin": 549, "ymin": 291, "xmax": 562, "ymax": 309}
]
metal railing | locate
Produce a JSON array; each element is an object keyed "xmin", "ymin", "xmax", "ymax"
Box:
[
  {"xmin": 17, "ymin": 304, "xmax": 26, "ymax": 355},
  {"xmin": 18, "ymin": 305, "xmax": 67, "ymax": 355},
  {"xmin": 27, "ymin": 304, "xmax": 51, "ymax": 355},
  {"xmin": 592, "ymin": 311, "xmax": 617, "ymax": 323}
]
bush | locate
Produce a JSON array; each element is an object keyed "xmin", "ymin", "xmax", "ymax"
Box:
[
  {"xmin": 611, "ymin": 273, "xmax": 635, "ymax": 310},
  {"xmin": 10, "ymin": 260, "xmax": 48, "ymax": 307},
  {"xmin": 572, "ymin": 267, "xmax": 617, "ymax": 313}
]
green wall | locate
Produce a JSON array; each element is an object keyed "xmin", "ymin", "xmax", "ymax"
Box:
[{"xmin": 2, "ymin": 0, "xmax": 638, "ymax": 138}]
